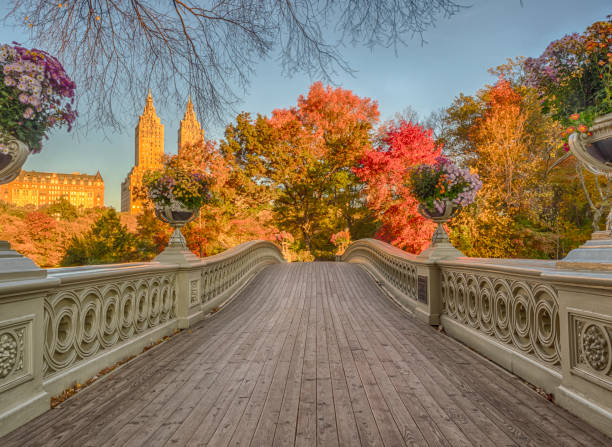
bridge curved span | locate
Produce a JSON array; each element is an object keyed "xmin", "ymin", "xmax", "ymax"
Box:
[{"xmin": 2, "ymin": 262, "xmax": 606, "ymax": 446}]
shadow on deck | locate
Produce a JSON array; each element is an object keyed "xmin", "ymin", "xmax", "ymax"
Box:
[{"xmin": 1, "ymin": 262, "xmax": 609, "ymax": 446}]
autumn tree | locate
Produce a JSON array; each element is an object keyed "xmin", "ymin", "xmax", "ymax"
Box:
[
  {"xmin": 355, "ymin": 120, "xmax": 440, "ymax": 253},
  {"xmin": 439, "ymin": 78, "xmax": 588, "ymax": 258},
  {"xmin": 4, "ymin": 0, "xmax": 463, "ymax": 130},
  {"xmin": 134, "ymin": 208, "xmax": 171, "ymax": 260},
  {"xmin": 45, "ymin": 197, "xmax": 78, "ymax": 221},
  {"xmin": 220, "ymin": 82, "xmax": 379, "ymax": 259}
]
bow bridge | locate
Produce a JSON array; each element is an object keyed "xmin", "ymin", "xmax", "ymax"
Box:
[{"xmin": 0, "ymin": 239, "xmax": 611, "ymax": 445}]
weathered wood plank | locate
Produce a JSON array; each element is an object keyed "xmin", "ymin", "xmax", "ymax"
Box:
[
  {"xmin": 320, "ymin": 267, "xmax": 361, "ymax": 447},
  {"xmin": 271, "ymin": 263, "xmax": 311, "ymax": 447}
]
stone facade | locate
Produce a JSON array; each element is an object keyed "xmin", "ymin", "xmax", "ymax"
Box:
[
  {"xmin": 121, "ymin": 90, "xmax": 165, "ymax": 214},
  {"xmin": 0, "ymin": 170, "xmax": 104, "ymax": 208}
]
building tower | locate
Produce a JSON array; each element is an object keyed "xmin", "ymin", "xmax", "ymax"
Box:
[
  {"xmin": 121, "ymin": 90, "xmax": 165, "ymax": 214},
  {"xmin": 178, "ymin": 95, "xmax": 204, "ymax": 154}
]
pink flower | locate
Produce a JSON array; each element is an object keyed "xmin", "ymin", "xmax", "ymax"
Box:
[
  {"xmin": 18, "ymin": 93, "xmax": 29, "ymax": 104},
  {"xmin": 23, "ymin": 107, "xmax": 34, "ymax": 119}
]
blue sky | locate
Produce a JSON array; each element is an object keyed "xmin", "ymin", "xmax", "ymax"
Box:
[{"xmin": 1, "ymin": 1, "xmax": 610, "ymax": 209}]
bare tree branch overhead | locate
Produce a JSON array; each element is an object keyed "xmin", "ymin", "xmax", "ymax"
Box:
[{"xmin": 3, "ymin": 1, "xmax": 465, "ymax": 131}]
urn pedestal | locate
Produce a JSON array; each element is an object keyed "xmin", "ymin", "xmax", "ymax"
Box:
[
  {"xmin": 558, "ymin": 113, "xmax": 612, "ymax": 270},
  {"xmin": 0, "ymin": 137, "xmax": 45, "ymax": 281},
  {"xmin": 417, "ymin": 200, "xmax": 464, "ymax": 261},
  {"xmin": 153, "ymin": 204, "xmax": 200, "ymax": 265}
]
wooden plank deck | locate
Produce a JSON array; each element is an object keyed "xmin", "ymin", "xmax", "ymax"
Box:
[{"xmin": 2, "ymin": 262, "xmax": 609, "ymax": 447}]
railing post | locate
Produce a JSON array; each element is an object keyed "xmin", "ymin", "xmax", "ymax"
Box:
[
  {"xmin": 416, "ymin": 237, "xmax": 463, "ymax": 326},
  {"xmin": 153, "ymin": 245, "xmax": 202, "ymax": 329},
  {"xmin": 414, "ymin": 261, "xmax": 443, "ymax": 326},
  {"xmin": 0, "ymin": 276, "xmax": 59, "ymax": 437},
  {"xmin": 546, "ymin": 273, "xmax": 612, "ymax": 437}
]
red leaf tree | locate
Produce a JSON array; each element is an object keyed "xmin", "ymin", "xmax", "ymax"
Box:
[{"xmin": 355, "ymin": 120, "xmax": 441, "ymax": 253}]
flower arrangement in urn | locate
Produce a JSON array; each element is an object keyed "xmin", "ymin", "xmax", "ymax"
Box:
[
  {"xmin": 0, "ymin": 42, "xmax": 76, "ymax": 184},
  {"xmin": 143, "ymin": 155, "xmax": 212, "ymax": 212},
  {"xmin": 524, "ymin": 17, "xmax": 611, "ymax": 148},
  {"xmin": 408, "ymin": 156, "xmax": 482, "ymax": 219},
  {"xmin": 407, "ymin": 156, "xmax": 481, "ymax": 259},
  {"xmin": 0, "ymin": 43, "xmax": 76, "ymax": 153},
  {"xmin": 142, "ymin": 156, "xmax": 212, "ymax": 254}
]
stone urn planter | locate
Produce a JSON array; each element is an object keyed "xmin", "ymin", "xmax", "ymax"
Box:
[
  {"xmin": 568, "ymin": 113, "xmax": 612, "ymax": 177},
  {"xmin": 559, "ymin": 113, "xmax": 612, "ymax": 269},
  {"xmin": 417, "ymin": 200, "xmax": 464, "ymax": 260},
  {"xmin": 0, "ymin": 136, "xmax": 44, "ymax": 281},
  {"xmin": 154, "ymin": 202, "xmax": 199, "ymax": 250},
  {"xmin": 0, "ymin": 136, "xmax": 30, "ymax": 185}
]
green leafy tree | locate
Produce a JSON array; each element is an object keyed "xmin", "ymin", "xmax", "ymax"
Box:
[
  {"xmin": 61, "ymin": 209, "xmax": 139, "ymax": 266},
  {"xmin": 45, "ymin": 198, "xmax": 78, "ymax": 221}
]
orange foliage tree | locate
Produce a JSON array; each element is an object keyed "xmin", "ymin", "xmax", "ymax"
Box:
[{"xmin": 354, "ymin": 120, "xmax": 440, "ymax": 253}]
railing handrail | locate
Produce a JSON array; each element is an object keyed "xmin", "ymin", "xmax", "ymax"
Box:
[
  {"xmin": 342, "ymin": 238, "xmax": 422, "ymax": 262},
  {"xmin": 197, "ymin": 240, "xmax": 283, "ymax": 266}
]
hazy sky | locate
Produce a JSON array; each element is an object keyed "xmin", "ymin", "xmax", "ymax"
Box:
[{"xmin": 1, "ymin": 1, "xmax": 610, "ymax": 209}]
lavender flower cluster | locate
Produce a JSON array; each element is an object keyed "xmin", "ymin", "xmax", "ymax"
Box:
[
  {"xmin": 423, "ymin": 156, "xmax": 483, "ymax": 214},
  {"xmin": 437, "ymin": 156, "xmax": 482, "ymax": 206},
  {"xmin": 147, "ymin": 175, "xmax": 177, "ymax": 204},
  {"xmin": 523, "ymin": 33, "xmax": 585, "ymax": 89},
  {"xmin": 0, "ymin": 42, "xmax": 77, "ymax": 152}
]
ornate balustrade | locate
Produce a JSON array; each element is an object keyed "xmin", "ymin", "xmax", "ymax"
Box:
[
  {"xmin": 198, "ymin": 241, "xmax": 285, "ymax": 313},
  {"xmin": 42, "ymin": 264, "xmax": 178, "ymax": 395},
  {"xmin": 341, "ymin": 239, "xmax": 612, "ymax": 437},
  {"xmin": 341, "ymin": 239, "xmax": 419, "ymax": 301},
  {"xmin": 0, "ymin": 240, "xmax": 284, "ymax": 436},
  {"xmin": 437, "ymin": 259, "xmax": 562, "ymax": 389}
]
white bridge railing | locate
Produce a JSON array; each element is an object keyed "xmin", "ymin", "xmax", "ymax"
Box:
[
  {"xmin": 341, "ymin": 239, "xmax": 612, "ymax": 438},
  {"xmin": 0, "ymin": 240, "xmax": 284, "ymax": 436}
]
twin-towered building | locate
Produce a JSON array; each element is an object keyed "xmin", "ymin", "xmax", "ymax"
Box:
[
  {"xmin": 0, "ymin": 91, "xmax": 203, "ymax": 213},
  {"xmin": 120, "ymin": 91, "xmax": 204, "ymax": 214}
]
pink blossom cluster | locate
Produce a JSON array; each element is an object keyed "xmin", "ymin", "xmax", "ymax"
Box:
[
  {"xmin": 330, "ymin": 230, "xmax": 350, "ymax": 245},
  {"xmin": 274, "ymin": 231, "xmax": 294, "ymax": 243}
]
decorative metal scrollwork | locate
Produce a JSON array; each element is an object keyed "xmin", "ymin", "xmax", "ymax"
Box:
[{"xmin": 342, "ymin": 242, "xmax": 419, "ymax": 302}]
